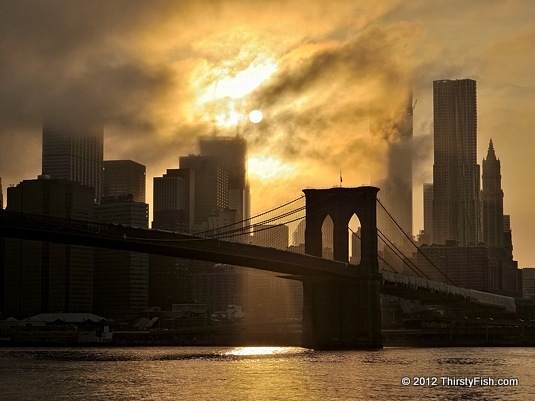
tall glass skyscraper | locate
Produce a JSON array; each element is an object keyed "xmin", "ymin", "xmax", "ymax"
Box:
[
  {"xmin": 42, "ymin": 123, "xmax": 103, "ymax": 203},
  {"xmin": 432, "ymin": 79, "xmax": 480, "ymax": 245}
]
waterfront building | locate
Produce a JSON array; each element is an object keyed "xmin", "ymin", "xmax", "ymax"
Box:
[
  {"xmin": 94, "ymin": 194, "xmax": 149, "ymax": 319},
  {"xmin": 3, "ymin": 176, "xmax": 94, "ymax": 318}
]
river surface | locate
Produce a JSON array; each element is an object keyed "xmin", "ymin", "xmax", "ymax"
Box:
[{"xmin": 1, "ymin": 346, "xmax": 534, "ymax": 400}]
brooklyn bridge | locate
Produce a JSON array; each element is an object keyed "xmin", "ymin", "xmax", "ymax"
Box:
[{"xmin": 0, "ymin": 186, "xmax": 527, "ymax": 349}]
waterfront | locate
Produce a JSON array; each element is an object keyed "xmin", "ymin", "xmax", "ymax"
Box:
[{"xmin": 1, "ymin": 347, "xmax": 534, "ymax": 400}]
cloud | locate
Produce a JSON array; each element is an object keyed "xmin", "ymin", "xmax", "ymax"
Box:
[{"xmin": 1, "ymin": 0, "xmax": 535, "ymax": 265}]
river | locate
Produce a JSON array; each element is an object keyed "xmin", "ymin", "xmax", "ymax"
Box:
[{"xmin": 1, "ymin": 346, "xmax": 534, "ymax": 400}]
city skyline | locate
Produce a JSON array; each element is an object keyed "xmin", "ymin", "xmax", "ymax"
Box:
[{"xmin": 1, "ymin": 1, "xmax": 534, "ymax": 267}]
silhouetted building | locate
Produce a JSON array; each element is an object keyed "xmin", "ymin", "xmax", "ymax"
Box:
[
  {"xmin": 151, "ymin": 168, "xmax": 196, "ymax": 310},
  {"xmin": 0, "ymin": 177, "xmax": 3, "ymax": 209},
  {"xmin": 481, "ymin": 140, "xmax": 504, "ymax": 248},
  {"xmin": 42, "ymin": 122, "xmax": 103, "ymax": 203},
  {"xmin": 94, "ymin": 195, "xmax": 149, "ymax": 319},
  {"xmin": 4, "ymin": 176, "xmax": 94, "ymax": 318},
  {"xmin": 480, "ymin": 141, "xmax": 520, "ymax": 297},
  {"xmin": 378, "ymin": 93, "xmax": 413, "ymax": 238},
  {"xmin": 190, "ymin": 263, "xmax": 241, "ymax": 314},
  {"xmin": 207, "ymin": 208, "xmax": 241, "ymax": 237},
  {"xmin": 199, "ymin": 136, "xmax": 250, "ymax": 222},
  {"xmin": 374, "ymin": 93, "xmax": 413, "ymax": 249},
  {"xmin": 153, "ymin": 169, "xmax": 194, "ymax": 232},
  {"xmin": 179, "ymin": 154, "xmax": 228, "ymax": 229},
  {"xmin": 432, "ymin": 79, "xmax": 480, "ymax": 245},
  {"xmin": 252, "ymin": 224, "xmax": 289, "ymax": 250},
  {"xmin": 421, "ymin": 183, "xmax": 433, "ymax": 244},
  {"xmin": 102, "ymin": 160, "xmax": 146, "ymax": 203},
  {"xmin": 418, "ymin": 241, "xmax": 493, "ymax": 291},
  {"xmin": 522, "ymin": 268, "xmax": 535, "ymax": 299}
]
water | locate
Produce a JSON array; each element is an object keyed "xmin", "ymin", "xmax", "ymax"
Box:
[{"xmin": 1, "ymin": 346, "xmax": 534, "ymax": 400}]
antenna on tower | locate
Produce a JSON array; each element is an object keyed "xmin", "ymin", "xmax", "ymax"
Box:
[{"xmin": 340, "ymin": 169, "xmax": 343, "ymax": 187}]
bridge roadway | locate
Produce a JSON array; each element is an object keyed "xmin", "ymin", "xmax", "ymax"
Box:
[{"xmin": 0, "ymin": 210, "xmax": 517, "ymax": 313}]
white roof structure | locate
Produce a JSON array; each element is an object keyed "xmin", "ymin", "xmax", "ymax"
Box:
[{"xmin": 25, "ymin": 313, "xmax": 107, "ymax": 324}]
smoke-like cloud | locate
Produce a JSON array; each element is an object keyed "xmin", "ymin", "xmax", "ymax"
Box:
[{"xmin": 1, "ymin": 0, "xmax": 535, "ymax": 265}]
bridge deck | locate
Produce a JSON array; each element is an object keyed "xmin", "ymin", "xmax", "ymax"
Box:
[{"xmin": 0, "ymin": 210, "xmax": 517, "ymax": 313}]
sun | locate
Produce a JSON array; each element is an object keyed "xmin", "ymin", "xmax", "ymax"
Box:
[
  {"xmin": 192, "ymin": 56, "xmax": 278, "ymax": 127},
  {"xmin": 248, "ymin": 109, "xmax": 263, "ymax": 124}
]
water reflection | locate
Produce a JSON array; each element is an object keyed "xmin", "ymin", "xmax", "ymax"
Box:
[
  {"xmin": 223, "ymin": 346, "xmax": 307, "ymax": 356},
  {"xmin": 1, "ymin": 347, "xmax": 534, "ymax": 401}
]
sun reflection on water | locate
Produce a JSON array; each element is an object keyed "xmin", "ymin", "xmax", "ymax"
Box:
[{"xmin": 223, "ymin": 346, "xmax": 307, "ymax": 356}]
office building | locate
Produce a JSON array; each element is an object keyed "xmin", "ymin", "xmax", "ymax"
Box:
[
  {"xmin": 42, "ymin": 122, "xmax": 103, "ymax": 203},
  {"xmin": 199, "ymin": 136, "xmax": 250, "ymax": 222},
  {"xmin": 3, "ymin": 176, "xmax": 94, "ymax": 318},
  {"xmin": 179, "ymin": 154, "xmax": 228, "ymax": 229},
  {"xmin": 94, "ymin": 194, "xmax": 149, "ymax": 319},
  {"xmin": 377, "ymin": 93, "xmax": 414, "ymax": 237},
  {"xmin": 151, "ymin": 169, "xmax": 196, "ymax": 310},
  {"xmin": 102, "ymin": 160, "xmax": 146, "ymax": 203},
  {"xmin": 481, "ymin": 140, "xmax": 504, "ymax": 247},
  {"xmin": 420, "ymin": 183, "xmax": 434, "ymax": 244},
  {"xmin": 432, "ymin": 79, "xmax": 480, "ymax": 245},
  {"xmin": 153, "ymin": 169, "xmax": 194, "ymax": 232},
  {"xmin": 522, "ymin": 268, "xmax": 535, "ymax": 299},
  {"xmin": 418, "ymin": 241, "xmax": 493, "ymax": 291}
]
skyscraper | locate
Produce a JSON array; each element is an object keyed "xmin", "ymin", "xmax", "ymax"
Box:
[
  {"xmin": 94, "ymin": 194, "xmax": 149, "ymax": 319},
  {"xmin": 432, "ymin": 79, "xmax": 480, "ymax": 245},
  {"xmin": 102, "ymin": 160, "xmax": 146, "ymax": 203},
  {"xmin": 179, "ymin": 154, "xmax": 229, "ymax": 229},
  {"xmin": 42, "ymin": 123, "xmax": 104, "ymax": 203},
  {"xmin": 421, "ymin": 183, "xmax": 434, "ymax": 244},
  {"xmin": 481, "ymin": 139, "xmax": 504, "ymax": 248},
  {"xmin": 373, "ymin": 92, "xmax": 413, "ymax": 250},
  {"xmin": 153, "ymin": 168, "xmax": 195, "ymax": 232},
  {"xmin": 4, "ymin": 176, "xmax": 95, "ymax": 317},
  {"xmin": 199, "ymin": 136, "xmax": 250, "ymax": 222},
  {"xmin": 0, "ymin": 176, "xmax": 3, "ymax": 209}
]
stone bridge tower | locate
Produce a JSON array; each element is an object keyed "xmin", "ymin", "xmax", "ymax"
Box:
[{"xmin": 302, "ymin": 186, "xmax": 382, "ymax": 349}]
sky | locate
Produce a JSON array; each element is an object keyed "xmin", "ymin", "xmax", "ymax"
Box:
[{"xmin": 1, "ymin": 0, "xmax": 534, "ymax": 267}]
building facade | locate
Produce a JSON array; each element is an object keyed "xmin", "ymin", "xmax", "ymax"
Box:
[
  {"xmin": 199, "ymin": 136, "xmax": 250, "ymax": 222},
  {"xmin": 432, "ymin": 79, "xmax": 480, "ymax": 245},
  {"xmin": 42, "ymin": 123, "xmax": 103, "ymax": 203},
  {"xmin": 4, "ymin": 177, "xmax": 95, "ymax": 318},
  {"xmin": 421, "ymin": 183, "xmax": 433, "ymax": 244},
  {"xmin": 102, "ymin": 160, "xmax": 146, "ymax": 203},
  {"xmin": 94, "ymin": 195, "xmax": 149, "ymax": 319},
  {"xmin": 179, "ymin": 154, "xmax": 229, "ymax": 230},
  {"xmin": 481, "ymin": 139, "xmax": 504, "ymax": 248},
  {"xmin": 153, "ymin": 169, "xmax": 194, "ymax": 233}
]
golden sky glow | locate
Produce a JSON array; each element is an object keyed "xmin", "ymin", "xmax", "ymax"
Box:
[{"xmin": 1, "ymin": 0, "xmax": 535, "ymax": 266}]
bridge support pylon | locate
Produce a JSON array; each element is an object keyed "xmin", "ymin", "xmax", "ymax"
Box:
[{"xmin": 301, "ymin": 187, "xmax": 382, "ymax": 349}]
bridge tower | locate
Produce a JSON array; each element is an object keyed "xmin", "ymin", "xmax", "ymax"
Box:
[{"xmin": 302, "ymin": 186, "xmax": 382, "ymax": 349}]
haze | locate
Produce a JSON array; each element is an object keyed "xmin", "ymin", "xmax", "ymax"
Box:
[{"xmin": 1, "ymin": 0, "xmax": 534, "ymax": 267}]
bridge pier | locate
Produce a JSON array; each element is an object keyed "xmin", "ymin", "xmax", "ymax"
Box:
[
  {"xmin": 302, "ymin": 187, "xmax": 382, "ymax": 349},
  {"xmin": 302, "ymin": 272, "xmax": 382, "ymax": 349}
]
